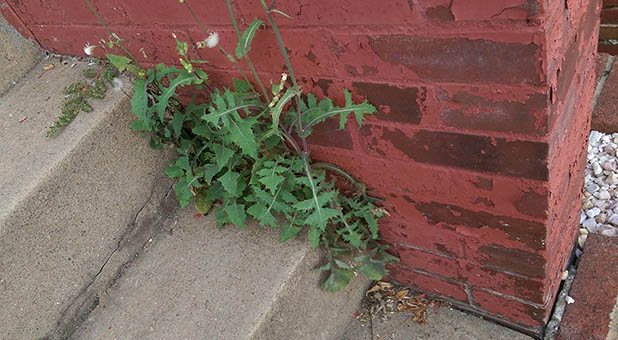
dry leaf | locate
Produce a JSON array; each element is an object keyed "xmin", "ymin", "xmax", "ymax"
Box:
[
  {"xmin": 43, "ymin": 64, "xmax": 55, "ymax": 71},
  {"xmin": 396, "ymin": 289, "xmax": 409, "ymax": 300}
]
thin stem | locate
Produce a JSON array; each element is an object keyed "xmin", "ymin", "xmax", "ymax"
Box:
[
  {"xmin": 225, "ymin": 0, "xmax": 270, "ymax": 100},
  {"xmin": 182, "ymin": 0, "xmax": 255, "ymax": 92},
  {"xmin": 83, "ymin": 0, "xmax": 143, "ymax": 69},
  {"xmin": 260, "ymin": 0, "xmax": 304, "ymax": 135}
]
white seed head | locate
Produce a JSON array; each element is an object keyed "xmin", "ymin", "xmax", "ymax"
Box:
[
  {"xmin": 205, "ymin": 32, "xmax": 219, "ymax": 48},
  {"xmin": 112, "ymin": 78, "xmax": 123, "ymax": 91},
  {"xmin": 83, "ymin": 43, "xmax": 94, "ymax": 56}
]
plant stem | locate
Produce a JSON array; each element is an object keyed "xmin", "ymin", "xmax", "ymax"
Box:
[
  {"xmin": 225, "ymin": 0, "xmax": 270, "ymax": 101},
  {"xmin": 83, "ymin": 0, "xmax": 144, "ymax": 69},
  {"xmin": 182, "ymin": 0, "xmax": 256, "ymax": 93}
]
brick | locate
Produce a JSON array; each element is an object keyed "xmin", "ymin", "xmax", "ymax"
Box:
[
  {"xmin": 361, "ymin": 126, "xmax": 549, "ymax": 180},
  {"xmin": 413, "ymin": 201, "xmax": 546, "ymax": 251},
  {"xmin": 308, "ymin": 146, "xmax": 549, "ymax": 221},
  {"xmin": 380, "ymin": 217, "xmax": 465, "ymax": 259},
  {"xmin": 600, "ymin": 24, "xmax": 618, "ymax": 40},
  {"xmin": 432, "ymin": 86, "xmax": 548, "ymax": 136},
  {"xmin": 395, "ymin": 245, "xmax": 461, "ymax": 280},
  {"xmin": 352, "ymin": 82, "xmax": 424, "ymax": 125},
  {"xmin": 390, "ymin": 267, "xmax": 469, "ymax": 303},
  {"xmin": 556, "ymin": 234, "xmax": 618, "ymax": 340},
  {"xmin": 368, "ymin": 35, "xmax": 541, "ymax": 84},
  {"xmin": 594, "ymin": 53, "xmax": 611, "ymax": 84},
  {"xmin": 306, "ymin": 117, "xmax": 354, "ymax": 150},
  {"xmin": 471, "ymin": 288, "xmax": 548, "ymax": 330},
  {"xmin": 598, "ymin": 42, "xmax": 618, "ymax": 55},
  {"xmin": 477, "ymin": 245, "xmax": 545, "ymax": 278},
  {"xmin": 7, "ymin": 0, "xmax": 130, "ymax": 25},
  {"xmin": 592, "ymin": 56, "xmax": 618, "ymax": 132},
  {"xmin": 462, "ymin": 261, "xmax": 547, "ymax": 304},
  {"xmin": 449, "ymin": 0, "xmax": 541, "ymax": 20},
  {"xmin": 601, "ymin": 6, "xmax": 618, "ymax": 24},
  {"xmin": 122, "ymin": 0, "xmax": 229, "ymax": 26}
]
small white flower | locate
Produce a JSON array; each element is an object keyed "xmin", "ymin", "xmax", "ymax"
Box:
[
  {"xmin": 83, "ymin": 43, "xmax": 94, "ymax": 56},
  {"xmin": 205, "ymin": 32, "xmax": 219, "ymax": 48}
]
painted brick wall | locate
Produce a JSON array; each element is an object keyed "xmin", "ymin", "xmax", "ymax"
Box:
[
  {"xmin": 0, "ymin": 0, "xmax": 600, "ymax": 337},
  {"xmin": 601, "ymin": 0, "xmax": 618, "ymax": 54}
]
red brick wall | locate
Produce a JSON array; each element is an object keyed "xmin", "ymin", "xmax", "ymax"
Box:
[
  {"xmin": 601, "ymin": 0, "xmax": 618, "ymax": 54},
  {"xmin": 0, "ymin": 0, "xmax": 600, "ymax": 336}
]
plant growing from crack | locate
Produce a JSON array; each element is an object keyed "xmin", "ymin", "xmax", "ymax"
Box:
[{"xmin": 83, "ymin": 0, "xmax": 398, "ymax": 291}]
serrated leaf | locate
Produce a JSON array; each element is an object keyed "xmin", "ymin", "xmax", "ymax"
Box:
[
  {"xmin": 224, "ymin": 202, "xmax": 246, "ymax": 227},
  {"xmin": 235, "ymin": 18, "xmax": 264, "ymax": 59},
  {"xmin": 219, "ymin": 170, "xmax": 241, "ymax": 196},
  {"xmin": 280, "ymin": 220, "xmax": 302, "ymax": 242},
  {"xmin": 213, "ymin": 144, "xmax": 234, "ymax": 170},
  {"xmin": 309, "ymin": 228, "xmax": 321, "ymax": 250},
  {"xmin": 343, "ymin": 229, "xmax": 362, "ymax": 248},
  {"xmin": 305, "ymin": 208, "xmax": 338, "ymax": 231},
  {"xmin": 228, "ymin": 115, "xmax": 258, "ymax": 159},
  {"xmin": 322, "ymin": 268, "xmax": 354, "ymax": 292},
  {"xmin": 106, "ymin": 54, "xmax": 131, "ymax": 72},
  {"xmin": 192, "ymin": 124, "xmax": 212, "ymax": 138},
  {"xmin": 358, "ymin": 260, "xmax": 386, "ymax": 281}
]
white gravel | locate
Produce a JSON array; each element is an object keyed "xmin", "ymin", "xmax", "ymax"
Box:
[{"xmin": 579, "ymin": 130, "xmax": 618, "ymax": 247}]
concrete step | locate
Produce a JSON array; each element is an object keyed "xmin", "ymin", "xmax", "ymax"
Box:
[
  {"xmin": 0, "ymin": 58, "xmax": 174, "ymax": 340},
  {"xmin": 0, "ymin": 12, "xmax": 41, "ymax": 95},
  {"xmin": 70, "ymin": 209, "xmax": 368, "ymax": 340}
]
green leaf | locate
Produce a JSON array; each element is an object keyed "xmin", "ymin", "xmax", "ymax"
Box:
[
  {"xmin": 175, "ymin": 175, "xmax": 195, "ymax": 208},
  {"xmin": 270, "ymin": 86, "xmax": 301, "ymax": 132},
  {"xmin": 165, "ymin": 165, "xmax": 184, "ymax": 178},
  {"xmin": 154, "ymin": 71, "xmax": 198, "ymax": 121},
  {"xmin": 322, "ymin": 268, "xmax": 354, "ymax": 292},
  {"xmin": 342, "ymin": 229, "xmax": 362, "ymax": 248},
  {"xmin": 224, "ymin": 202, "xmax": 246, "ymax": 227},
  {"xmin": 213, "ymin": 144, "xmax": 235, "ymax": 170},
  {"xmin": 280, "ymin": 216, "xmax": 302, "ymax": 242},
  {"xmin": 106, "ymin": 54, "xmax": 131, "ymax": 72},
  {"xmin": 228, "ymin": 116, "xmax": 258, "ymax": 159},
  {"xmin": 235, "ymin": 18, "xmax": 264, "ymax": 59},
  {"xmin": 309, "ymin": 228, "xmax": 321, "ymax": 250},
  {"xmin": 220, "ymin": 170, "xmax": 241, "ymax": 196},
  {"xmin": 305, "ymin": 208, "xmax": 338, "ymax": 231},
  {"xmin": 171, "ymin": 111, "xmax": 185, "ymax": 137},
  {"xmin": 358, "ymin": 260, "xmax": 386, "ymax": 281}
]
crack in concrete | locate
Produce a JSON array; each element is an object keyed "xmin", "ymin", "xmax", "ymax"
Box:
[{"xmin": 49, "ymin": 181, "xmax": 176, "ymax": 340}]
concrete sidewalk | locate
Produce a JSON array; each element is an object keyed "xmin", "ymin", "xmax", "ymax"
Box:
[{"xmin": 341, "ymin": 306, "xmax": 534, "ymax": 340}]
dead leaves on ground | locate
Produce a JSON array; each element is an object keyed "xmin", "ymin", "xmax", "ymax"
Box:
[{"xmin": 355, "ymin": 281, "xmax": 450, "ymax": 326}]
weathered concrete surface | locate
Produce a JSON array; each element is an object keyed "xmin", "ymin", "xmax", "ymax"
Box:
[
  {"xmin": 341, "ymin": 306, "xmax": 534, "ymax": 340},
  {"xmin": 557, "ymin": 234, "xmax": 618, "ymax": 340},
  {"xmin": 71, "ymin": 208, "xmax": 368, "ymax": 340},
  {"xmin": 0, "ymin": 13, "xmax": 40, "ymax": 95},
  {"xmin": 0, "ymin": 59, "xmax": 174, "ymax": 340}
]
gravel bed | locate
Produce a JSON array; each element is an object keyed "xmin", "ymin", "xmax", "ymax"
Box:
[{"xmin": 579, "ymin": 130, "xmax": 618, "ymax": 248}]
